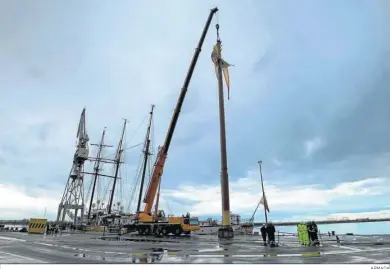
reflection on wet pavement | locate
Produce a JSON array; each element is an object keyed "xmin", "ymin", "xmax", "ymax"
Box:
[{"xmin": 0, "ymin": 232, "xmax": 389, "ymax": 263}]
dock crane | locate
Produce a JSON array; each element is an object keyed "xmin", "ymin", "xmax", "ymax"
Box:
[{"xmin": 134, "ymin": 7, "xmax": 219, "ymax": 236}]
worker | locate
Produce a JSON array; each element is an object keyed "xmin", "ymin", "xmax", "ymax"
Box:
[
  {"xmin": 306, "ymin": 221, "xmax": 313, "ymax": 246},
  {"xmin": 311, "ymin": 221, "xmax": 320, "ymax": 246},
  {"xmin": 260, "ymin": 224, "xmax": 267, "ymax": 246},
  {"xmin": 266, "ymin": 222, "xmax": 276, "ymax": 247},
  {"xmin": 297, "ymin": 224, "xmax": 301, "ymax": 245},
  {"xmin": 336, "ymin": 235, "xmax": 340, "ymax": 244},
  {"xmin": 298, "ymin": 223, "xmax": 304, "ymax": 246},
  {"xmin": 301, "ymin": 222, "xmax": 308, "ymax": 246},
  {"xmin": 302, "ymin": 222, "xmax": 310, "ymax": 246}
]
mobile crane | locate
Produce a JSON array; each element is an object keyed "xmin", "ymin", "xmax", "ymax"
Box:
[{"xmin": 133, "ymin": 7, "xmax": 219, "ymax": 236}]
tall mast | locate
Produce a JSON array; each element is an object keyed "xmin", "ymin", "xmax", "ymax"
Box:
[
  {"xmin": 137, "ymin": 105, "xmax": 155, "ymax": 213},
  {"xmin": 87, "ymin": 127, "xmax": 113, "ymax": 221},
  {"xmin": 214, "ymin": 24, "xmax": 234, "ymax": 239},
  {"xmin": 108, "ymin": 119, "xmax": 127, "ymax": 214}
]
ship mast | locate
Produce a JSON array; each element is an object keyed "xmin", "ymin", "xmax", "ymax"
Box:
[
  {"xmin": 213, "ymin": 24, "xmax": 234, "ymax": 239},
  {"xmin": 108, "ymin": 119, "xmax": 127, "ymax": 215},
  {"xmin": 83, "ymin": 130, "xmax": 121, "ymax": 223},
  {"xmin": 136, "ymin": 105, "xmax": 155, "ymax": 213},
  {"xmin": 86, "ymin": 127, "xmax": 114, "ymax": 221}
]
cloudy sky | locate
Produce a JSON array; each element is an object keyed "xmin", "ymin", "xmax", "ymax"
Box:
[{"xmin": 0, "ymin": 0, "xmax": 389, "ymax": 233}]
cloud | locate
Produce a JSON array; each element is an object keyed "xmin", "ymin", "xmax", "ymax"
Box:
[
  {"xmin": 277, "ymin": 209, "xmax": 390, "ymax": 223},
  {"xmin": 0, "ymin": 184, "xmax": 60, "ymax": 219},
  {"xmin": 304, "ymin": 137, "xmax": 325, "ymax": 157},
  {"xmin": 162, "ymin": 176, "xmax": 390, "ymax": 217},
  {"xmin": 324, "ymin": 209, "xmax": 390, "ymax": 220},
  {"xmin": 1, "ymin": 175, "xmax": 390, "ymax": 221},
  {"xmin": 272, "ymin": 158, "xmax": 282, "ymax": 167}
]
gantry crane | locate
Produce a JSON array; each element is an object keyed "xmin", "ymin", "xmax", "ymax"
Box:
[
  {"xmin": 57, "ymin": 108, "xmax": 89, "ymax": 225},
  {"xmin": 133, "ymin": 8, "xmax": 219, "ymax": 236}
]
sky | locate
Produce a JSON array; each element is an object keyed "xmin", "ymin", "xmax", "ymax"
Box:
[{"xmin": 0, "ymin": 0, "xmax": 390, "ymax": 234}]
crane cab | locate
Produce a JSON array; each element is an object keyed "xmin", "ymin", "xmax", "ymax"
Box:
[
  {"xmin": 183, "ymin": 217, "xmax": 201, "ymax": 233},
  {"xmin": 168, "ymin": 213, "xmax": 200, "ymax": 234},
  {"xmin": 155, "ymin": 210, "xmax": 167, "ymax": 221},
  {"xmin": 135, "ymin": 211, "xmax": 200, "ymax": 236},
  {"xmin": 136, "ymin": 210, "xmax": 167, "ymax": 223}
]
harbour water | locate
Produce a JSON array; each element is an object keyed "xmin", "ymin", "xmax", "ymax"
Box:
[{"xmin": 266, "ymin": 222, "xmax": 390, "ymax": 235}]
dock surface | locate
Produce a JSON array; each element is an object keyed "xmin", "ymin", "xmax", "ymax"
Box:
[{"xmin": 0, "ymin": 232, "xmax": 389, "ymax": 263}]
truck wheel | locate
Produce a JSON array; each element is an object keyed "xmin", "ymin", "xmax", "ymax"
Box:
[
  {"xmin": 138, "ymin": 228, "xmax": 144, "ymax": 235},
  {"xmin": 144, "ymin": 227, "xmax": 151, "ymax": 235},
  {"xmin": 154, "ymin": 226, "xmax": 160, "ymax": 236},
  {"xmin": 174, "ymin": 227, "xmax": 182, "ymax": 236},
  {"xmin": 162, "ymin": 227, "xmax": 169, "ymax": 236}
]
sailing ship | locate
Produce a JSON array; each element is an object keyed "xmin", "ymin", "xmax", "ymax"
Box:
[
  {"xmin": 84, "ymin": 105, "xmax": 158, "ymax": 230},
  {"xmin": 83, "ymin": 119, "xmax": 131, "ymax": 227}
]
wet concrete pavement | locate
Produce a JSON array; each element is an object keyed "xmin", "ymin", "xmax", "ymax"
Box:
[{"xmin": 0, "ymin": 232, "xmax": 389, "ymax": 263}]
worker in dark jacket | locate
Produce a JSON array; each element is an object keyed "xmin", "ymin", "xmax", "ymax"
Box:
[
  {"xmin": 311, "ymin": 221, "xmax": 319, "ymax": 246},
  {"xmin": 260, "ymin": 224, "xmax": 267, "ymax": 246},
  {"xmin": 266, "ymin": 222, "xmax": 276, "ymax": 247}
]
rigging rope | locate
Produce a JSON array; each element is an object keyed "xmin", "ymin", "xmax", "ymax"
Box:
[
  {"xmin": 96, "ymin": 154, "xmax": 107, "ymax": 206},
  {"xmin": 128, "ymin": 114, "xmax": 148, "ymax": 143},
  {"xmin": 216, "ymin": 8, "xmax": 219, "ymax": 29},
  {"xmin": 85, "ymin": 174, "xmax": 93, "ymax": 206},
  {"xmin": 100, "ymin": 141, "xmax": 144, "ymax": 161},
  {"xmin": 126, "ymin": 150, "xmax": 144, "ymax": 212},
  {"xmin": 120, "ymin": 132, "xmax": 127, "ymax": 212},
  {"xmin": 99, "ymin": 113, "xmax": 149, "ymax": 160},
  {"xmin": 149, "ymin": 113, "xmax": 156, "ymax": 180},
  {"xmin": 96, "ymin": 171, "xmax": 101, "ymax": 205},
  {"xmin": 167, "ymin": 201, "xmax": 172, "ymax": 215},
  {"xmin": 89, "ymin": 110, "xmax": 152, "ymax": 214}
]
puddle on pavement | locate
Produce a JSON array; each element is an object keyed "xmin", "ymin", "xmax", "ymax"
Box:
[
  {"xmin": 75, "ymin": 234, "xmax": 390, "ymax": 263},
  {"xmin": 99, "ymin": 236, "xmax": 186, "ymax": 244},
  {"xmin": 72, "ymin": 247, "xmax": 185, "ymax": 263}
]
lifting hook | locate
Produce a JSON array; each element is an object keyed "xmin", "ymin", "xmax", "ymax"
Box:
[{"xmin": 216, "ymin": 24, "xmax": 220, "ymax": 41}]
